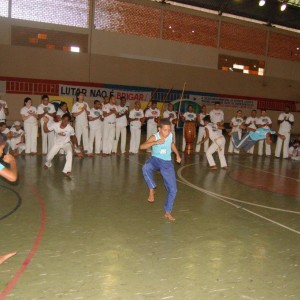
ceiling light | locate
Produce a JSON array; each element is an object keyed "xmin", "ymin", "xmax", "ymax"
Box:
[
  {"xmin": 280, "ymin": 1, "xmax": 287, "ymax": 11},
  {"xmin": 259, "ymin": 0, "xmax": 265, "ymax": 7},
  {"xmin": 70, "ymin": 46, "xmax": 80, "ymax": 53}
]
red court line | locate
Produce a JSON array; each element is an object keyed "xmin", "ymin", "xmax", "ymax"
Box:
[{"xmin": 0, "ymin": 184, "xmax": 46, "ymax": 299}]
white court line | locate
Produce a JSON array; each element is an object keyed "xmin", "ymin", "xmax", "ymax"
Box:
[
  {"xmin": 177, "ymin": 163, "xmax": 300, "ymax": 235},
  {"xmin": 231, "ymin": 161, "xmax": 300, "ymax": 182}
]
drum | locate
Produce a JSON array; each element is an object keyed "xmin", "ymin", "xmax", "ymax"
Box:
[{"xmin": 184, "ymin": 121, "xmax": 196, "ymax": 154}]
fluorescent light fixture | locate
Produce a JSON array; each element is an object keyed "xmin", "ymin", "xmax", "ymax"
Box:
[
  {"xmin": 259, "ymin": 0, "xmax": 266, "ymax": 7},
  {"xmin": 280, "ymin": 2, "xmax": 287, "ymax": 11},
  {"xmin": 70, "ymin": 46, "xmax": 80, "ymax": 53}
]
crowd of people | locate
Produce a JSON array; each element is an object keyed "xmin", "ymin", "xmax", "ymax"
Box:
[{"xmin": 0, "ymin": 95, "xmax": 299, "ymax": 174}]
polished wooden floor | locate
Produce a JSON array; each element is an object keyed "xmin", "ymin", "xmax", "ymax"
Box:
[{"xmin": 1, "ymin": 135, "xmax": 300, "ymax": 299}]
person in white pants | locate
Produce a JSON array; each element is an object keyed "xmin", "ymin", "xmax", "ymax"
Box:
[
  {"xmin": 20, "ymin": 97, "xmax": 38, "ymax": 154},
  {"xmin": 195, "ymin": 105, "xmax": 209, "ymax": 153},
  {"xmin": 209, "ymin": 102, "xmax": 224, "ymax": 135},
  {"xmin": 199, "ymin": 115, "xmax": 227, "ymax": 170},
  {"xmin": 228, "ymin": 110, "xmax": 244, "ymax": 154},
  {"xmin": 37, "ymin": 94, "xmax": 56, "ymax": 154},
  {"xmin": 113, "ymin": 97, "xmax": 128, "ymax": 154},
  {"xmin": 0, "ymin": 98, "xmax": 9, "ymax": 123},
  {"xmin": 43, "ymin": 114, "xmax": 82, "ymax": 176},
  {"xmin": 102, "ymin": 96, "xmax": 118, "ymax": 156},
  {"xmin": 129, "ymin": 101, "xmax": 144, "ymax": 154},
  {"xmin": 256, "ymin": 109, "xmax": 272, "ymax": 156},
  {"xmin": 163, "ymin": 103, "xmax": 177, "ymax": 144},
  {"xmin": 145, "ymin": 102, "xmax": 160, "ymax": 152},
  {"xmin": 10, "ymin": 121, "xmax": 25, "ymax": 156},
  {"xmin": 180, "ymin": 105, "xmax": 197, "ymax": 152},
  {"xmin": 275, "ymin": 106, "xmax": 294, "ymax": 159},
  {"xmin": 245, "ymin": 110, "xmax": 258, "ymax": 154},
  {"xmin": 88, "ymin": 100, "xmax": 103, "ymax": 155},
  {"xmin": 71, "ymin": 92, "xmax": 90, "ymax": 154}
]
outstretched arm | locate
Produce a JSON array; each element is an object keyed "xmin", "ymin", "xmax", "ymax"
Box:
[{"xmin": 140, "ymin": 135, "xmax": 164, "ymax": 150}]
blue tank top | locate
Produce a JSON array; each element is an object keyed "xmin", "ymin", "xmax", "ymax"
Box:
[
  {"xmin": 249, "ymin": 128, "xmax": 275, "ymax": 141},
  {"xmin": 152, "ymin": 132, "xmax": 173, "ymax": 161}
]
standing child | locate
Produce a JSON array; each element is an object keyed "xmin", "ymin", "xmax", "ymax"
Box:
[
  {"xmin": 198, "ymin": 115, "xmax": 227, "ymax": 170},
  {"xmin": 140, "ymin": 118, "xmax": 181, "ymax": 221},
  {"xmin": 88, "ymin": 100, "xmax": 103, "ymax": 155},
  {"xmin": 195, "ymin": 105, "xmax": 209, "ymax": 153},
  {"xmin": 228, "ymin": 110, "xmax": 244, "ymax": 154},
  {"xmin": 256, "ymin": 109, "xmax": 272, "ymax": 156}
]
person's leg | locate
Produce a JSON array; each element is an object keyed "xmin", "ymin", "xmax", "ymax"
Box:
[
  {"xmin": 275, "ymin": 135, "xmax": 283, "ymax": 158},
  {"xmin": 99, "ymin": 124, "xmax": 103, "ymax": 153},
  {"xmin": 31, "ymin": 124, "xmax": 38, "ymax": 153},
  {"xmin": 62, "ymin": 143, "xmax": 73, "ymax": 174},
  {"xmin": 108, "ymin": 125, "xmax": 116, "ymax": 154},
  {"xmin": 89, "ymin": 128, "xmax": 96, "ymax": 154},
  {"xmin": 24, "ymin": 123, "xmax": 31, "ymax": 154},
  {"xmin": 283, "ymin": 133, "xmax": 290, "ymax": 158},
  {"xmin": 95, "ymin": 129, "xmax": 101, "ymax": 154},
  {"xmin": 113, "ymin": 126, "xmax": 121, "ymax": 153},
  {"xmin": 160, "ymin": 160, "xmax": 177, "ymax": 221},
  {"xmin": 204, "ymin": 137, "xmax": 209, "ymax": 153},
  {"xmin": 195, "ymin": 127, "xmax": 205, "ymax": 152},
  {"xmin": 75, "ymin": 122, "xmax": 83, "ymax": 148},
  {"xmin": 44, "ymin": 144, "xmax": 61, "ymax": 168},
  {"xmin": 258, "ymin": 140, "xmax": 264, "ymax": 156},
  {"xmin": 48, "ymin": 131, "xmax": 55, "ymax": 154},
  {"xmin": 217, "ymin": 138, "xmax": 227, "ymax": 168},
  {"xmin": 120, "ymin": 126, "xmax": 127, "ymax": 153},
  {"xmin": 102, "ymin": 123, "xmax": 109, "ymax": 154},
  {"xmin": 206, "ymin": 142, "xmax": 218, "ymax": 168},
  {"xmin": 41, "ymin": 125, "xmax": 47, "ymax": 154},
  {"xmin": 233, "ymin": 131, "xmax": 241, "ymax": 154},
  {"xmin": 232, "ymin": 132, "xmax": 249, "ymax": 149},
  {"xmin": 82, "ymin": 124, "xmax": 89, "ymax": 152},
  {"xmin": 136, "ymin": 128, "xmax": 141, "ymax": 153},
  {"xmin": 265, "ymin": 140, "xmax": 271, "ymax": 156},
  {"xmin": 142, "ymin": 156, "xmax": 159, "ymax": 201},
  {"xmin": 129, "ymin": 126, "xmax": 135, "ymax": 153}
]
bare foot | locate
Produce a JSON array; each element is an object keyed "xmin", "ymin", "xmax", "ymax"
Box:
[
  {"xmin": 164, "ymin": 212, "xmax": 176, "ymax": 221},
  {"xmin": 147, "ymin": 188, "xmax": 155, "ymax": 203},
  {"xmin": 210, "ymin": 166, "xmax": 217, "ymax": 170},
  {"xmin": 43, "ymin": 165, "xmax": 48, "ymax": 170},
  {"xmin": 0, "ymin": 252, "xmax": 16, "ymax": 264}
]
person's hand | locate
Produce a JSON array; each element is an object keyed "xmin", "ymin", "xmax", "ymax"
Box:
[
  {"xmin": 176, "ymin": 155, "xmax": 181, "ymax": 164},
  {"xmin": 43, "ymin": 116, "xmax": 49, "ymax": 123},
  {"xmin": 3, "ymin": 154, "xmax": 15, "ymax": 164},
  {"xmin": 279, "ymin": 134, "xmax": 286, "ymax": 140},
  {"xmin": 156, "ymin": 138, "xmax": 165, "ymax": 145}
]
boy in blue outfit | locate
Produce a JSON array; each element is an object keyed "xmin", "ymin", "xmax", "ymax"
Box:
[
  {"xmin": 232, "ymin": 125, "xmax": 285, "ymax": 151},
  {"xmin": 140, "ymin": 118, "xmax": 181, "ymax": 221}
]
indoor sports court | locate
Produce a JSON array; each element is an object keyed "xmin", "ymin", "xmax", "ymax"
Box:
[{"xmin": 1, "ymin": 140, "xmax": 300, "ymax": 299}]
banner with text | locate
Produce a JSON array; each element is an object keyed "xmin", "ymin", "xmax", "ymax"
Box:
[
  {"xmin": 189, "ymin": 94, "xmax": 257, "ymax": 109},
  {"xmin": 59, "ymin": 85, "xmax": 151, "ymax": 101}
]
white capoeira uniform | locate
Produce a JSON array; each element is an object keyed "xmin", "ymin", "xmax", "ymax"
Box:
[
  {"xmin": 113, "ymin": 105, "xmax": 128, "ymax": 154},
  {"xmin": 44, "ymin": 122, "xmax": 75, "ymax": 174},
  {"xmin": 195, "ymin": 113, "xmax": 209, "ymax": 153},
  {"xmin": 205, "ymin": 123, "xmax": 227, "ymax": 168},
  {"xmin": 256, "ymin": 116, "xmax": 272, "ymax": 156},
  {"xmin": 182, "ymin": 112, "xmax": 197, "ymax": 152},
  {"xmin": 275, "ymin": 112, "xmax": 294, "ymax": 158},
  {"xmin": 129, "ymin": 108, "xmax": 144, "ymax": 154},
  {"xmin": 20, "ymin": 106, "xmax": 38, "ymax": 153},
  {"xmin": 145, "ymin": 108, "xmax": 160, "ymax": 139},
  {"xmin": 102, "ymin": 103, "xmax": 117, "ymax": 154},
  {"xmin": 245, "ymin": 116, "xmax": 258, "ymax": 154},
  {"xmin": 209, "ymin": 109, "xmax": 224, "ymax": 135},
  {"xmin": 0, "ymin": 128, "xmax": 12, "ymax": 149},
  {"xmin": 0, "ymin": 100, "xmax": 8, "ymax": 123},
  {"xmin": 10, "ymin": 127, "xmax": 25, "ymax": 154},
  {"xmin": 163, "ymin": 110, "xmax": 177, "ymax": 144},
  {"xmin": 289, "ymin": 146, "xmax": 300, "ymax": 161},
  {"xmin": 89, "ymin": 108, "xmax": 103, "ymax": 154},
  {"xmin": 71, "ymin": 101, "xmax": 90, "ymax": 152},
  {"xmin": 228, "ymin": 116, "xmax": 244, "ymax": 154},
  {"xmin": 37, "ymin": 103, "xmax": 56, "ymax": 154}
]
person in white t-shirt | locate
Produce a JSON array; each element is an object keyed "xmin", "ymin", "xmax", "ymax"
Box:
[
  {"xmin": 181, "ymin": 105, "xmax": 197, "ymax": 152},
  {"xmin": 102, "ymin": 96, "xmax": 118, "ymax": 156},
  {"xmin": 88, "ymin": 100, "xmax": 103, "ymax": 155},
  {"xmin": 209, "ymin": 102, "xmax": 224, "ymax": 135},
  {"xmin": 228, "ymin": 110, "xmax": 244, "ymax": 154},
  {"xmin": 195, "ymin": 105, "xmax": 209, "ymax": 153},
  {"xmin": 129, "ymin": 101, "xmax": 144, "ymax": 154},
  {"xmin": 199, "ymin": 115, "xmax": 227, "ymax": 170},
  {"xmin": 71, "ymin": 92, "xmax": 90, "ymax": 154},
  {"xmin": 0, "ymin": 99, "xmax": 9, "ymax": 123},
  {"xmin": 43, "ymin": 114, "xmax": 82, "ymax": 176},
  {"xmin": 163, "ymin": 103, "xmax": 177, "ymax": 143},
  {"xmin": 113, "ymin": 97, "xmax": 128, "ymax": 154},
  {"xmin": 256, "ymin": 109, "xmax": 272, "ymax": 156},
  {"xmin": 20, "ymin": 97, "xmax": 38, "ymax": 154},
  {"xmin": 37, "ymin": 94, "xmax": 56, "ymax": 154},
  {"xmin": 275, "ymin": 106, "xmax": 295, "ymax": 159},
  {"xmin": 10, "ymin": 121, "xmax": 25, "ymax": 156},
  {"xmin": 55, "ymin": 102, "xmax": 70, "ymax": 122},
  {"xmin": 245, "ymin": 110, "xmax": 258, "ymax": 154}
]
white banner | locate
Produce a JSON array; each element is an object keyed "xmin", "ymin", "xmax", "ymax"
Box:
[
  {"xmin": 189, "ymin": 94, "xmax": 257, "ymax": 109},
  {"xmin": 0, "ymin": 81, "xmax": 6, "ymax": 94},
  {"xmin": 59, "ymin": 85, "xmax": 151, "ymax": 101}
]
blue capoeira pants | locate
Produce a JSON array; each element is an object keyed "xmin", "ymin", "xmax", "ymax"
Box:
[
  {"xmin": 142, "ymin": 156, "xmax": 177, "ymax": 213},
  {"xmin": 232, "ymin": 132, "xmax": 256, "ymax": 151}
]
